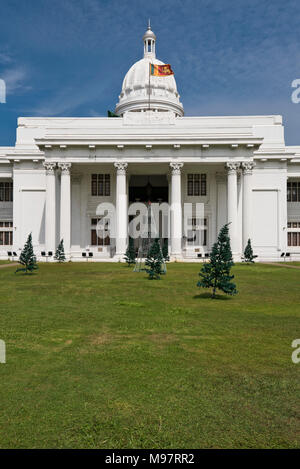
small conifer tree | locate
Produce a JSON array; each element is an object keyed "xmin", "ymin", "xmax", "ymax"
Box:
[
  {"xmin": 242, "ymin": 239, "xmax": 257, "ymax": 263},
  {"xmin": 162, "ymin": 239, "xmax": 170, "ymax": 262},
  {"xmin": 15, "ymin": 233, "xmax": 38, "ymax": 274},
  {"xmin": 55, "ymin": 239, "xmax": 66, "ymax": 262},
  {"xmin": 197, "ymin": 224, "xmax": 237, "ymax": 298},
  {"xmin": 124, "ymin": 237, "xmax": 136, "ymax": 266},
  {"xmin": 145, "ymin": 238, "xmax": 164, "ymax": 280}
]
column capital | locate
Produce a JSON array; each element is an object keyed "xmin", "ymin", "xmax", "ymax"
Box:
[
  {"xmin": 58, "ymin": 162, "xmax": 72, "ymax": 175},
  {"xmin": 241, "ymin": 161, "xmax": 255, "ymax": 174},
  {"xmin": 225, "ymin": 162, "xmax": 240, "ymax": 174},
  {"xmin": 43, "ymin": 162, "xmax": 57, "ymax": 175},
  {"xmin": 114, "ymin": 161, "xmax": 128, "ymax": 175},
  {"xmin": 170, "ymin": 162, "xmax": 184, "ymax": 175}
]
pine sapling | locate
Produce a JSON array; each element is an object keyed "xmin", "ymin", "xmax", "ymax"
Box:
[
  {"xmin": 55, "ymin": 239, "xmax": 66, "ymax": 262},
  {"xmin": 15, "ymin": 233, "xmax": 38, "ymax": 274},
  {"xmin": 162, "ymin": 239, "xmax": 170, "ymax": 262},
  {"xmin": 197, "ymin": 224, "xmax": 237, "ymax": 298},
  {"xmin": 242, "ymin": 239, "xmax": 257, "ymax": 263},
  {"xmin": 124, "ymin": 237, "xmax": 136, "ymax": 266},
  {"xmin": 145, "ymin": 238, "xmax": 164, "ymax": 280}
]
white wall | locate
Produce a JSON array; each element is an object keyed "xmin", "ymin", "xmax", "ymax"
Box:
[
  {"xmin": 71, "ymin": 164, "xmax": 116, "ymax": 252},
  {"xmin": 251, "ymin": 161, "xmax": 287, "ymax": 258},
  {"xmin": 13, "ymin": 162, "xmax": 46, "ymax": 251},
  {"xmin": 181, "ymin": 164, "xmax": 222, "ymax": 251}
]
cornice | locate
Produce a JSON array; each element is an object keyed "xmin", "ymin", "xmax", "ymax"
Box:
[{"xmin": 35, "ymin": 137, "xmax": 263, "ymax": 147}]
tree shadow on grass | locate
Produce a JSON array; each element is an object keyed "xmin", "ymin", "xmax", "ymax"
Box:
[
  {"xmin": 15, "ymin": 271, "xmax": 39, "ymax": 276},
  {"xmin": 193, "ymin": 292, "xmax": 232, "ymax": 300}
]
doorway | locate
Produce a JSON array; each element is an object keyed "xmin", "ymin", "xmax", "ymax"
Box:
[
  {"xmin": 129, "ymin": 175, "xmax": 168, "ymax": 203},
  {"xmin": 128, "ymin": 175, "xmax": 169, "ymax": 254}
]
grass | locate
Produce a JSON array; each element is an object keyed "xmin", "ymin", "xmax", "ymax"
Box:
[
  {"xmin": 270, "ymin": 261, "xmax": 300, "ymax": 266},
  {"xmin": 0, "ymin": 262, "xmax": 299, "ymax": 449}
]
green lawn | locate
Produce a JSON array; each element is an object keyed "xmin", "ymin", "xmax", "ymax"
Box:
[
  {"xmin": 270, "ymin": 261, "xmax": 300, "ymax": 267},
  {"xmin": 0, "ymin": 262, "xmax": 299, "ymax": 449}
]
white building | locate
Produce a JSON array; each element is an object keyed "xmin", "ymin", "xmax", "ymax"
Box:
[{"xmin": 1, "ymin": 25, "xmax": 300, "ymax": 262}]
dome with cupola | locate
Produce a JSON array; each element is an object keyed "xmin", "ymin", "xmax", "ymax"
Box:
[{"xmin": 115, "ymin": 22, "xmax": 184, "ymax": 117}]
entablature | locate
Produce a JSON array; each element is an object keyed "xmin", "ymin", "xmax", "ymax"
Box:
[{"xmin": 35, "ymin": 136, "xmax": 263, "ymax": 147}]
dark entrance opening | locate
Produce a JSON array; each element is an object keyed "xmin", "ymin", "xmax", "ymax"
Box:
[
  {"xmin": 129, "ymin": 175, "xmax": 168, "ymax": 203},
  {"xmin": 128, "ymin": 175, "xmax": 169, "ymax": 256}
]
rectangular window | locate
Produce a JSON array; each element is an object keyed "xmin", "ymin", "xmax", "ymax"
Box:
[
  {"xmin": 91, "ymin": 174, "xmax": 110, "ymax": 196},
  {"xmin": 0, "ymin": 221, "xmax": 13, "ymax": 245},
  {"xmin": 187, "ymin": 174, "xmax": 193, "ymax": 196},
  {"xmin": 287, "ymin": 220, "xmax": 300, "ymax": 246},
  {"xmin": 194, "ymin": 174, "xmax": 200, "ymax": 196},
  {"xmin": 104, "ymin": 174, "xmax": 110, "ymax": 196},
  {"xmin": 0, "ymin": 182, "xmax": 13, "ymax": 202},
  {"xmin": 90, "ymin": 218, "xmax": 110, "ymax": 246},
  {"xmin": 187, "ymin": 218, "xmax": 207, "ymax": 246},
  {"xmin": 187, "ymin": 174, "xmax": 206, "ymax": 196},
  {"xmin": 200, "ymin": 174, "xmax": 207, "ymax": 196},
  {"xmin": 91, "ymin": 229, "xmax": 97, "ymax": 246},
  {"xmin": 91, "ymin": 174, "xmax": 97, "ymax": 196},
  {"xmin": 287, "ymin": 181, "xmax": 300, "ymax": 202},
  {"xmin": 0, "ymin": 221, "xmax": 12, "ymax": 228}
]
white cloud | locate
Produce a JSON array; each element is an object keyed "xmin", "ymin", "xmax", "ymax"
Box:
[
  {"xmin": 1, "ymin": 66, "xmax": 30, "ymax": 95},
  {"xmin": 31, "ymin": 80, "xmax": 107, "ymax": 116}
]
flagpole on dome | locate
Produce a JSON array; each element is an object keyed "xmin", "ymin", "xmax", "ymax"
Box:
[
  {"xmin": 149, "ymin": 62, "xmax": 151, "ymax": 111},
  {"xmin": 143, "ymin": 19, "xmax": 155, "ymax": 111},
  {"xmin": 148, "ymin": 19, "xmax": 151, "ymax": 111}
]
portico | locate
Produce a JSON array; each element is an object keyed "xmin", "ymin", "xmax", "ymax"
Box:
[{"xmin": 39, "ymin": 149, "xmax": 257, "ymax": 261}]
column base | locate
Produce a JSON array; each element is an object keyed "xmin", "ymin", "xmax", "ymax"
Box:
[
  {"xmin": 113, "ymin": 253, "xmax": 126, "ymax": 262},
  {"xmin": 232, "ymin": 253, "xmax": 242, "ymax": 262},
  {"xmin": 170, "ymin": 253, "xmax": 184, "ymax": 262}
]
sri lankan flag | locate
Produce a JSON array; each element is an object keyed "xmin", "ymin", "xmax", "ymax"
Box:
[{"xmin": 150, "ymin": 63, "xmax": 174, "ymax": 76}]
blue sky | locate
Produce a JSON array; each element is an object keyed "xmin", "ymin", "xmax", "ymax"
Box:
[{"xmin": 1, "ymin": 0, "xmax": 300, "ymax": 145}]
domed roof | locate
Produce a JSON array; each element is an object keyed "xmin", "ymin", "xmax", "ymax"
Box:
[
  {"xmin": 115, "ymin": 25, "xmax": 184, "ymax": 116},
  {"xmin": 143, "ymin": 21, "xmax": 156, "ymax": 41}
]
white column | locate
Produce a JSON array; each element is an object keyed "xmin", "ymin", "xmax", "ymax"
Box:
[
  {"xmin": 226, "ymin": 162, "xmax": 240, "ymax": 254},
  {"xmin": 170, "ymin": 162, "xmax": 183, "ymax": 257},
  {"xmin": 43, "ymin": 162, "xmax": 57, "ymax": 253},
  {"xmin": 242, "ymin": 162, "xmax": 255, "ymax": 249},
  {"xmin": 71, "ymin": 175, "xmax": 81, "ymax": 249},
  {"xmin": 114, "ymin": 162, "xmax": 128, "ymax": 258},
  {"xmin": 58, "ymin": 163, "xmax": 71, "ymax": 255}
]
